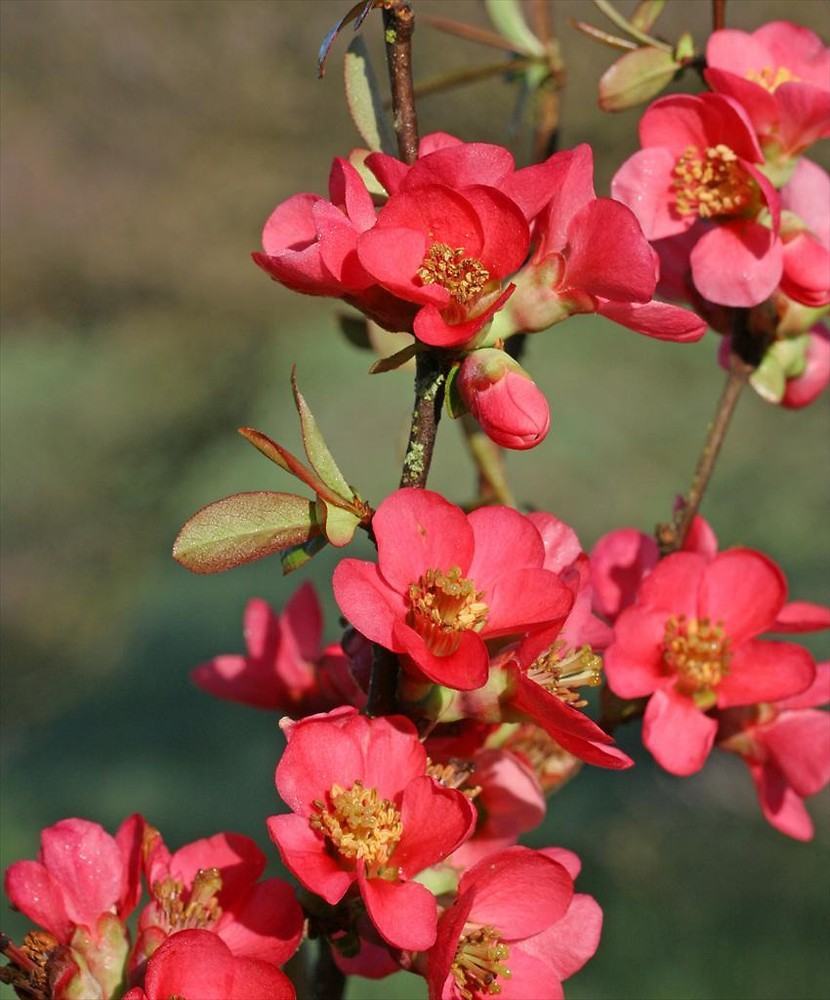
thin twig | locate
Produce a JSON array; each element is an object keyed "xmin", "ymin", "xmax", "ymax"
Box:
[
  {"xmin": 712, "ymin": 0, "xmax": 727, "ymax": 32},
  {"xmin": 384, "ymin": 57, "xmax": 535, "ymax": 106},
  {"xmin": 311, "ymin": 940, "xmax": 345, "ymax": 1000},
  {"xmin": 383, "ymin": 1, "xmax": 419, "ymax": 164},
  {"xmin": 420, "ymin": 14, "xmax": 528, "ymax": 55},
  {"xmin": 399, "ymin": 350, "xmax": 448, "ymax": 489}
]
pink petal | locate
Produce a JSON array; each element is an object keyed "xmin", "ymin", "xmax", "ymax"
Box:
[
  {"xmin": 781, "ymin": 159, "xmax": 830, "ymax": 249},
  {"xmin": 328, "ymin": 157, "xmax": 376, "ymax": 231},
  {"xmin": 520, "ymin": 893, "xmax": 603, "ymax": 982},
  {"xmin": 703, "ymin": 69, "xmax": 778, "ymax": 135},
  {"xmin": 458, "ymin": 185, "xmax": 530, "ymax": 277},
  {"xmin": 610, "ymin": 147, "xmax": 683, "ymax": 240},
  {"xmin": 777, "ymin": 82, "xmax": 830, "ymax": 156},
  {"xmin": 781, "ymin": 233, "xmax": 830, "ymax": 307},
  {"xmin": 690, "ymin": 221, "xmax": 783, "ymax": 308},
  {"xmin": 753, "ymin": 22, "xmax": 830, "ymax": 87},
  {"xmin": 762, "ymin": 710, "xmax": 830, "ymax": 798},
  {"xmin": 642, "ymin": 687, "xmax": 717, "ymax": 775},
  {"xmin": 40, "ymin": 819, "xmax": 123, "ymax": 930},
  {"xmin": 706, "ymin": 29, "xmax": 773, "ymax": 78},
  {"xmin": 485, "ymin": 568, "xmax": 574, "ymax": 638},
  {"xmin": 170, "ymin": 833, "xmax": 265, "ymax": 910},
  {"xmin": 539, "ymin": 847, "xmax": 581, "ymax": 880},
  {"xmin": 143, "ymin": 930, "xmax": 236, "ymax": 1000},
  {"xmin": 281, "ymin": 581, "xmax": 323, "ymax": 662},
  {"xmin": 776, "ymin": 662, "xmax": 830, "ymax": 710},
  {"xmin": 527, "ymin": 512, "xmax": 581, "ymax": 574},
  {"xmin": 749, "ymin": 760, "xmax": 814, "ymax": 842},
  {"xmin": 374, "ymin": 488, "xmax": 474, "ymax": 592},
  {"xmin": 266, "ymin": 814, "xmax": 353, "ymax": 905},
  {"xmin": 394, "ymin": 776, "xmax": 476, "ymax": 877},
  {"xmin": 191, "ymin": 654, "xmax": 284, "ymax": 711},
  {"xmin": 565, "ymin": 199, "xmax": 656, "ymax": 302},
  {"xmin": 332, "ymin": 558, "xmax": 406, "ymax": 650},
  {"xmin": 314, "ymin": 201, "xmax": 374, "ymax": 291},
  {"xmin": 534, "ymin": 145, "xmax": 597, "ymax": 254},
  {"xmin": 459, "ymin": 846, "xmax": 573, "ymax": 938},
  {"xmin": 377, "ymin": 185, "xmax": 484, "ymax": 256},
  {"xmin": 590, "ymin": 528, "xmax": 659, "ymax": 621},
  {"xmin": 504, "ymin": 148, "xmax": 589, "ymax": 222},
  {"xmin": 275, "ymin": 715, "xmax": 367, "ymax": 813},
  {"xmin": 4, "ymin": 860, "xmax": 73, "ymax": 942},
  {"xmin": 418, "ymin": 131, "xmax": 463, "ymax": 156},
  {"xmin": 228, "ymin": 958, "xmax": 295, "ymax": 1000},
  {"xmin": 365, "ymin": 152, "xmax": 409, "ymax": 195},
  {"xmin": 699, "ymin": 548, "xmax": 787, "ymax": 643},
  {"xmin": 358, "ymin": 868, "xmax": 438, "ymax": 952},
  {"xmin": 472, "ymin": 750, "xmax": 545, "ymax": 841},
  {"xmin": 402, "ymin": 143, "xmax": 514, "ymax": 193},
  {"xmin": 412, "ymin": 283, "xmax": 515, "ymax": 348},
  {"xmin": 596, "ymin": 299, "xmax": 706, "ymax": 343},
  {"xmin": 217, "ymin": 877, "xmax": 304, "ymax": 964},
  {"xmin": 640, "ymin": 93, "xmax": 762, "ymax": 163},
  {"xmin": 393, "ymin": 619, "xmax": 490, "ymax": 690},
  {"xmin": 468, "ymin": 507, "xmax": 545, "ymax": 587},
  {"xmin": 717, "ymin": 639, "xmax": 815, "ymax": 708},
  {"xmin": 638, "ymin": 551, "xmax": 707, "ymax": 617},
  {"xmin": 773, "ymin": 600, "xmax": 830, "ymax": 634},
  {"xmin": 427, "ymin": 889, "xmax": 476, "ymax": 1000},
  {"xmin": 497, "ymin": 947, "xmax": 564, "ymax": 1000},
  {"xmin": 355, "ymin": 714, "xmax": 427, "ymax": 799},
  {"xmin": 243, "ymin": 597, "xmax": 280, "ymax": 661},
  {"xmin": 782, "ymin": 329, "xmax": 830, "ymax": 408},
  {"xmin": 603, "ymin": 607, "xmax": 667, "ymax": 699},
  {"xmin": 115, "ymin": 813, "xmax": 145, "ymax": 921},
  {"xmin": 357, "ymin": 225, "xmax": 447, "ymax": 305},
  {"xmin": 682, "ymin": 514, "xmax": 719, "ymax": 559}
]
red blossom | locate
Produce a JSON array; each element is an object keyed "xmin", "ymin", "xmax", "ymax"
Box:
[
  {"xmin": 612, "ymin": 93, "xmax": 784, "ymax": 308},
  {"xmin": 705, "ymin": 21, "xmax": 830, "ymax": 160},
  {"xmin": 605, "ymin": 548, "xmax": 821, "ymax": 775},
  {"xmin": 267, "ymin": 709, "xmax": 475, "ymax": 952},
  {"xmin": 191, "ymin": 583, "xmax": 363, "ymax": 714},
  {"xmin": 333, "ymin": 489, "xmax": 574, "ymax": 691}
]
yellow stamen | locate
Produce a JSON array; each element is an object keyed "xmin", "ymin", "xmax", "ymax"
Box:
[
  {"xmin": 672, "ymin": 144, "xmax": 756, "ymax": 219},
  {"xmin": 746, "ymin": 65, "xmax": 799, "ymax": 92},
  {"xmin": 407, "ymin": 566, "xmax": 488, "ymax": 656},
  {"xmin": 527, "ymin": 642, "xmax": 603, "ymax": 708},
  {"xmin": 310, "ymin": 780, "xmax": 402, "ymax": 868},
  {"xmin": 662, "ymin": 615, "xmax": 731, "ymax": 695},
  {"xmin": 427, "ymin": 758, "xmax": 481, "ymax": 798},
  {"xmin": 451, "ymin": 925, "xmax": 511, "ymax": 1000},
  {"xmin": 417, "ymin": 242, "xmax": 490, "ymax": 305},
  {"xmin": 152, "ymin": 867, "xmax": 223, "ymax": 932}
]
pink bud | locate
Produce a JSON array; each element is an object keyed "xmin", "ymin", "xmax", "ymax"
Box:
[
  {"xmin": 458, "ymin": 349, "xmax": 550, "ymax": 450},
  {"xmin": 782, "ymin": 328, "xmax": 830, "ymax": 409}
]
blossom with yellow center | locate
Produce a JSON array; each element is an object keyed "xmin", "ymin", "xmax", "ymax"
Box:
[
  {"xmin": 451, "ymin": 925, "xmax": 511, "ymax": 999},
  {"xmin": 417, "ymin": 243, "xmax": 490, "ymax": 305},
  {"xmin": 152, "ymin": 867, "xmax": 223, "ymax": 932},
  {"xmin": 310, "ymin": 780, "xmax": 402, "ymax": 869},
  {"xmin": 662, "ymin": 614, "xmax": 731, "ymax": 696},
  {"xmin": 745, "ymin": 65, "xmax": 800, "ymax": 92},
  {"xmin": 527, "ymin": 641, "xmax": 603, "ymax": 709},
  {"xmin": 407, "ymin": 566, "xmax": 489, "ymax": 656},
  {"xmin": 672, "ymin": 144, "xmax": 757, "ymax": 220}
]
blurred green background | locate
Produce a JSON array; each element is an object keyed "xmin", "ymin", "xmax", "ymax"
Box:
[{"xmin": 1, "ymin": 2, "xmax": 828, "ymax": 998}]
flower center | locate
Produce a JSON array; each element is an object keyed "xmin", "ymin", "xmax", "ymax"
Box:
[
  {"xmin": 417, "ymin": 242, "xmax": 490, "ymax": 305},
  {"xmin": 527, "ymin": 641, "xmax": 603, "ymax": 708},
  {"xmin": 662, "ymin": 615, "xmax": 731, "ymax": 696},
  {"xmin": 451, "ymin": 925, "xmax": 511, "ymax": 1000},
  {"xmin": 152, "ymin": 867, "xmax": 223, "ymax": 933},
  {"xmin": 499, "ymin": 723, "xmax": 582, "ymax": 793},
  {"xmin": 0, "ymin": 931, "xmax": 58, "ymax": 1000},
  {"xmin": 672, "ymin": 145, "xmax": 756, "ymax": 219},
  {"xmin": 407, "ymin": 567, "xmax": 488, "ymax": 656},
  {"xmin": 745, "ymin": 65, "xmax": 799, "ymax": 92},
  {"xmin": 310, "ymin": 780, "xmax": 402, "ymax": 868}
]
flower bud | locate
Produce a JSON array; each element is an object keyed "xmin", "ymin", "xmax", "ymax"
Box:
[{"xmin": 458, "ymin": 349, "xmax": 550, "ymax": 450}]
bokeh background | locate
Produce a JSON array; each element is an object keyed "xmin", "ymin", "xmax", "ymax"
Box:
[{"xmin": 2, "ymin": 1, "xmax": 829, "ymax": 998}]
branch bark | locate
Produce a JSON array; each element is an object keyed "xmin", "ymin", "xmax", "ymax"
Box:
[
  {"xmin": 383, "ymin": 1, "xmax": 419, "ymax": 164},
  {"xmin": 712, "ymin": 0, "xmax": 727, "ymax": 31}
]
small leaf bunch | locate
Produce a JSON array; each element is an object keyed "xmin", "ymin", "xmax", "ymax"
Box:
[{"xmin": 3, "ymin": 3, "xmax": 828, "ymax": 999}]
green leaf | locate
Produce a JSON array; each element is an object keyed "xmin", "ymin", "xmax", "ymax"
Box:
[
  {"xmin": 281, "ymin": 534, "xmax": 329, "ymax": 575},
  {"xmin": 630, "ymin": 0, "xmax": 666, "ymax": 32},
  {"xmin": 484, "ymin": 0, "xmax": 544, "ymax": 57},
  {"xmin": 444, "ymin": 363, "xmax": 466, "ymax": 419},
  {"xmin": 749, "ymin": 351, "xmax": 786, "ymax": 403},
  {"xmin": 318, "ymin": 0, "xmax": 378, "ymax": 78},
  {"xmin": 290, "ymin": 369, "xmax": 354, "ymax": 502},
  {"xmin": 238, "ymin": 426, "xmax": 352, "ymax": 510},
  {"xmin": 599, "ymin": 46, "xmax": 679, "ymax": 112},
  {"xmin": 344, "ymin": 36, "xmax": 394, "ymax": 153},
  {"xmin": 319, "ymin": 499, "xmax": 362, "ymax": 547},
  {"xmin": 369, "ymin": 342, "xmax": 418, "ymax": 374},
  {"xmin": 173, "ymin": 492, "xmax": 320, "ymax": 574}
]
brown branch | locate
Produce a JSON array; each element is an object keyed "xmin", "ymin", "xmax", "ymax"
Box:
[
  {"xmin": 712, "ymin": 0, "xmax": 726, "ymax": 32},
  {"xmin": 399, "ymin": 350, "xmax": 448, "ymax": 489},
  {"xmin": 311, "ymin": 939, "xmax": 345, "ymax": 1000},
  {"xmin": 383, "ymin": 1, "xmax": 419, "ymax": 164}
]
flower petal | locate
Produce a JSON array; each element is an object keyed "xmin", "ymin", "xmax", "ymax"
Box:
[
  {"xmin": 762, "ymin": 709, "xmax": 830, "ymax": 798},
  {"xmin": 358, "ymin": 867, "xmax": 438, "ymax": 951},
  {"xmin": 610, "ymin": 147, "xmax": 683, "ymax": 241},
  {"xmin": 748, "ymin": 760, "xmax": 814, "ymax": 841},
  {"xmin": 642, "ymin": 687, "xmax": 717, "ymax": 775},
  {"xmin": 595, "ymin": 299, "xmax": 706, "ymax": 343},
  {"xmin": 143, "ymin": 930, "xmax": 236, "ymax": 1000},
  {"xmin": 332, "ymin": 559, "xmax": 406, "ymax": 650},
  {"xmin": 217, "ymin": 877, "xmax": 304, "ymax": 964},
  {"xmin": 717, "ymin": 639, "xmax": 815, "ymax": 708},
  {"xmin": 690, "ymin": 221, "xmax": 783, "ymax": 308},
  {"xmin": 393, "ymin": 619, "xmax": 490, "ymax": 690},
  {"xmin": 4, "ymin": 860, "xmax": 73, "ymax": 942},
  {"xmin": 394, "ymin": 776, "xmax": 475, "ymax": 877},
  {"xmin": 699, "ymin": 548, "xmax": 787, "ymax": 643},
  {"xmin": 266, "ymin": 814, "xmax": 352, "ymax": 905},
  {"xmin": 170, "ymin": 833, "xmax": 265, "ymax": 911},
  {"xmin": 520, "ymin": 893, "xmax": 603, "ymax": 982}
]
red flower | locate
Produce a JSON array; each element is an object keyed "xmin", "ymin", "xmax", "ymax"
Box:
[
  {"xmin": 134, "ymin": 827, "xmax": 303, "ymax": 972},
  {"xmin": 457, "ymin": 349, "xmax": 550, "ymax": 450},
  {"xmin": 718, "ymin": 663, "xmax": 830, "ymax": 840},
  {"xmin": 332, "ymin": 489, "xmax": 574, "ymax": 691},
  {"xmin": 491, "ymin": 144, "xmax": 705, "ymax": 344},
  {"xmin": 123, "ymin": 929, "xmax": 294, "ymax": 1000},
  {"xmin": 705, "ymin": 21, "xmax": 830, "ymax": 161},
  {"xmin": 267, "ymin": 709, "xmax": 475, "ymax": 952},
  {"xmin": 612, "ymin": 94, "xmax": 784, "ymax": 307},
  {"xmin": 3, "ymin": 815, "xmax": 143, "ymax": 998},
  {"xmin": 426, "ymin": 846, "xmax": 601, "ymax": 1000},
  {"xmin": 782, "ymin": 328, "xmax": 830, "ymax": 408},
  {"xmin": 191, "ymin": 583, "xmax": 363, "ymax": 713},
  {"xmin": 605, "ymin": 548, "xmax": 818, "ymax": 775}
]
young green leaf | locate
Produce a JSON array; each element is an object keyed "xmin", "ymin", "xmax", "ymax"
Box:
[
  {"xmin": 318, "ymin": 498, "xmax": 362, "ymax": 547},
  {"xmin": 369, "ymin": 342, "xmax": 418, "ymax": 374},
  {"xmin": 599, "ymin": 46, "xmax": 679, "ymax": 112},
  {"xmin": 281, "ymin": 534, "xmax": 329, "ymax": 575},
  {"xmin": 173, "ymin": 492, "xmax": 320, "ymax": 574},
  {"xmin": 344, "ymin": 36, "xmax": 394, "ymax": 153},
  {"xmin": 290, "ymin": 370, "xmax": 355, "ymax": 501},
  {"xmin": 630, "ymin": 0, "xmax": 666, "ymax": 32},
  {"xmin": 484, "ymin": 0, "xmax": 544, "ymax": 57}
]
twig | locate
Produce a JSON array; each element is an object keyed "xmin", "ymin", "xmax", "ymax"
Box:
[
  {"xmin": 311, "ymin": 939, "xmax": 345, "ymax": 1000},
  {"xmin": 399, "ymin": 350, "xmax": 448, "ymax": 489},
  {"xmin": 383, "ymin": 1, "xmax": 419, "ymax": 164},
  {"xmin": 712, "ymin": 0, "xmax": 727, "ymax": 32},
  {"xmin": 366, "ymin": 644, "xmax": 401, "ymax": 716}
]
